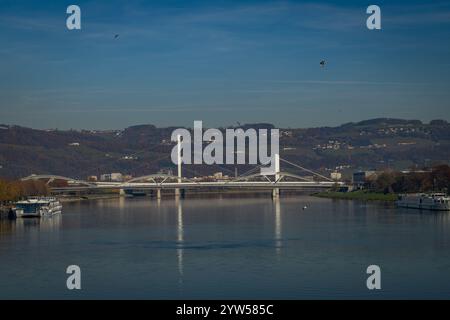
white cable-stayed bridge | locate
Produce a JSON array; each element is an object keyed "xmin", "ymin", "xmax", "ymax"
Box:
[{"xmin": 21, "ymin": 155, "xmax": 344, "ymax": 198}]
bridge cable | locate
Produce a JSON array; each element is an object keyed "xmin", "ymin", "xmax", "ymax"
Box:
[{"xmin": 279, "ymin": 158, "xmax": 334, "ymax": 182}]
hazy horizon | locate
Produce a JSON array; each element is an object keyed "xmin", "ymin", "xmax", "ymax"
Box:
[{"xmin": 1, "ymin": 116, "xmax": 447, "ymax": 131}]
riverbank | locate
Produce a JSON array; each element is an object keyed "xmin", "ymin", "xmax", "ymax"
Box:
[
  {"xmin": 58, "ymin": 194, "xmax": 120, "ymax": 203},
  {"xmin": 314, "ymin": 190, "xmax": 398, "ymax": 201}
]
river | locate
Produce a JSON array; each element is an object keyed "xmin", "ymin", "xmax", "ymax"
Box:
[{"xmin": 1, "ymin": 195, "xmax": 450, "ymax": 299}]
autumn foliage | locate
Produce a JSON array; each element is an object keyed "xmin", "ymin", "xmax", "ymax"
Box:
[
  {"xmin": 0, "ymin": 179, "xmax": 50, "ymax": 203},
  {"xmin": 369, "ymin": 165, "xmax": 450, "ymax": 194}
]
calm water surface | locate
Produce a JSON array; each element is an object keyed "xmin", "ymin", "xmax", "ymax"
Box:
[{"xmin": 1, "ymin": 195, "xmax": 450, "ymax": 299}]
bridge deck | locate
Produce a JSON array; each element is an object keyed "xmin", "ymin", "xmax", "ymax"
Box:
[{"xmin": 52, "ymin": 181, "xmax": 341, "ymax": 192}]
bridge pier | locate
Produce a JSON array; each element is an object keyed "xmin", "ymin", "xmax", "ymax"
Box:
[
  {"xmin": 119, "ymin": 189, "xmax": 126, "ymax": 197},
  {"xmin": 272, "ymin": 188, "xmax": 280, "ymax": 199},
  {"xmin": 175, "ymin": 189, "xmax": 186, "ymax": 199},
  {"xmin": 272, "ymin": 153, "xmax": 280, "ymax": 199},
  {"xmin": 156, "ymin": 188, "xmax": 161, "ymax": 199}
]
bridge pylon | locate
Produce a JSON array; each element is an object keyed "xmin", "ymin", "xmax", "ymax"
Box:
[
  {"xmin": 272, "ymin": 153, "xmax": 280, "ymax": 198},
  {"xmin": 175, "ymin": 134, "xmax": 182, "ymax": 198}
]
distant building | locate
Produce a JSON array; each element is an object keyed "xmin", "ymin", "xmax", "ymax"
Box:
[
  {"xmin": 122, "ymin": 175, "xmax": 133, "ymax": 181},
  {"xmin": 68, "ymin": 142, "xmax": 80, "ymax": 146},
  {"xmin": 400, "ymin": 170, "xmax": 431, "ymax": 174},
  {"xmin": 121, "ymin": 155, "xmax": 137, "ymax": 160},
  {"xmin": 213, "ymin": 172, "xmax": 223, "ymax": 179},
  {"xmin": 352, "ymin": 171, "xmax": 377, "ymax": 188},
  {"xmin": 330, "ymin": 172, "xmax": 342, "ymax": 181},
  {"xmin": 160, "ymin": 139, "xmax": 172, "ymax": 146},
  {"xmin": 87, "ymin": 175, "xmax": 98, "ymax": 182},
  {"xmin": 111, "ymin": 173, "xmax": 123, "ymax": 182},
  {"xmin": 100, "ymin": 173, "xmax": 123, "ymax": 182}
]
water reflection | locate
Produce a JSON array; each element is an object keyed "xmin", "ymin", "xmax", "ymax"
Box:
[
  {"xmin": 176, "ymin": 198, "xmax": 184, "ymax": 289},
  {"xmin": 0, "ymin": 218, "xmax": 15, "ymax": 236},
  {"xmin": 274, "ymin": 198, "xmax": 282, "ymax": 256},
  {"xmin": 119, "ymin": 196, "xmax": 126, "ymax": 211},
  {"xmin": 0, "ymin": 215, "xmax": 61, "ymax": 234},
  {"xmin": 2, "ymin": 196, "xmax": 450, "ymax": 299}
]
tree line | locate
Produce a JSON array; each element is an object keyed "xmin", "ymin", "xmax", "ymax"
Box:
[
  {"xmin": 367, "ymin": 164, "xmax": 450, "ymax": 194},
  {"xmin": 0, "ymin": 179, "xmax": 50, "ymax": 203}
]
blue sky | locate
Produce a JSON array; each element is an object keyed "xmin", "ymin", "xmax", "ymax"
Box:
[{"xmin": 0, "ymin": 0, "xmax": 449, "ymax": 129}]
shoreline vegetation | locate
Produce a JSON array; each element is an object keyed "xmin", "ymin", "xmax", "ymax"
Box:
[
  {"xmin": 314, "ymin": 190, "xmax": 398, "ymax": 201},
  {"xmin": 0, "ymin": 179, "xmax": 50, "ymax": 202},
  {"xmin": 1, "ymin": 179, "xmax": 50, "ymax": 215},
  {"xmin": 315, "ymin": 164, "xmax": 450, "ymax": 202}
]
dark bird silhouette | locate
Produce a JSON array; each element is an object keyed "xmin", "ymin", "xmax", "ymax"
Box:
[
  {"xmin": 114, "ymin": 34, "xmax": 119, "ymax": 39},
  {"xmin": 320, "ymin": 60, "xmax": 326, "ymax": 67}
]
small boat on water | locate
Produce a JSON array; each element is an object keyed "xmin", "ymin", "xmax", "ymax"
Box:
[
  {"xmin": 12, "ymin": 197, "xmax": 62, "ymax": 218},
  {"xmin": 396, "ymin": 193, "xmax": 450, "ymax": 211}
]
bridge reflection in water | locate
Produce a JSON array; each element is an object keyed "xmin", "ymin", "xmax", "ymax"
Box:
[
  {"xmin": 274, "ymin": 198, "xmax": 282, "ymax": 257},
  {"xmin": 169, "ymin": 195, "xmax": 285, "ymax": 293},
  {"xmin": 176, "ymin": 197, "xmax": 184, "ymax": 291}
]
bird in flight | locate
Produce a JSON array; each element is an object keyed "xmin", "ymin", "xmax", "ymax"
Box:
[
  {"xmin": 114, "ymin": 34, "xmax": 119, "ymax": 39},
  {"xmin": 320, "ymin": 60, "xmax": 326, "ymax": 67}
]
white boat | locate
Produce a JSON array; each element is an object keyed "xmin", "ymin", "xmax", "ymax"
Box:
[
  {"xmin": 13, "ymin": 197, "xmax": 62, "ymax": 218},
  {"xmin": 396, "ymin": 193, "xmax": 450, "ymax": 211}
]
